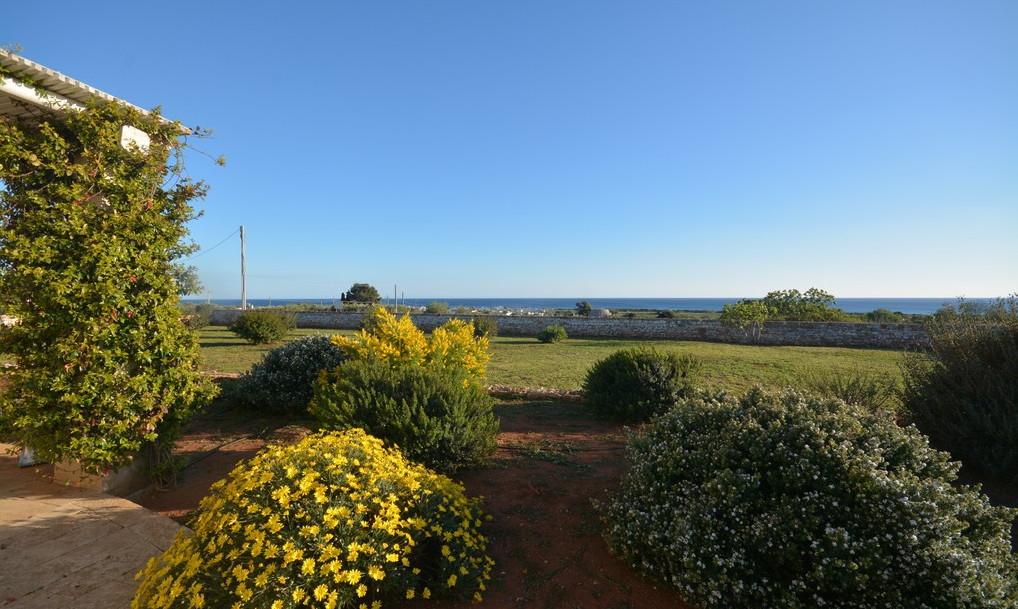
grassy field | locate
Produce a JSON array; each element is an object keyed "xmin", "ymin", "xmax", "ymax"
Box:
[{"xmin": 196, "ymin": 326, "xmax": 904, "ymax": 396}]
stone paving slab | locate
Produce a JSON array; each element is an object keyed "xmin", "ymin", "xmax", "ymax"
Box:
[{"xmin": 0, "ymin": 445, "xmax": 183, "ymax": 609}]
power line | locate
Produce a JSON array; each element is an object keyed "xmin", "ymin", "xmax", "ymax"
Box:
[{"xmin": 185, "ymin": 228, "xmax": 239, "ymax": 261}]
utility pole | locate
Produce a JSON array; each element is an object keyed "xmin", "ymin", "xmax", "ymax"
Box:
[
  {"xmin": 240, "ymin": 225, "xmax": 247, "ymax": 310},
  {"xmin": 394, "ymin": 284, "xmax": 398, "ymax": 313}
]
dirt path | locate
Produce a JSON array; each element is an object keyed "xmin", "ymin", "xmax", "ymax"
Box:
[{"xmin": 429, "ymin": 401, "xmax": 686, "ymax": 609}]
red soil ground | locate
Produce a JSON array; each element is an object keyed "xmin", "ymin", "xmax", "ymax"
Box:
[{"xmin": 136, "ymin": 399, "xmax": 689, "ymax": 609}]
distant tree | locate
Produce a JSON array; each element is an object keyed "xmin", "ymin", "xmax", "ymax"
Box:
[
  {"xmin": 171, "ymin": 264, "xmax": 204, "ymax": 296},
  {"xmin": 720, "ymin": 300, "xmax": 770, "ymax": 341},
  {"xmin": 657, "ymin": 310, "xmax": 676, "ymax": 319},
  {"xmin": 576, "ymin": 301, "xmax": 593, "ymax": 317},
  {"xmin": 341, "ymin": 283, "xmax": 381, "ymax": 304},
  {"xmin": 761, "ymin": 288, "xmax": 844, "ymax": 321},
  {"xmin": 865, "ymin": 308, "xmax": 905, "ymax": 323},
  {"xmin": 426, "ymin": 301, "xmax": 449, "ymax": 314}
]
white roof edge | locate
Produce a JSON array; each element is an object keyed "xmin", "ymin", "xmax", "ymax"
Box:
[{"xmin": 0, "ymin": 50, "xmax": 189, "ymax": 134}]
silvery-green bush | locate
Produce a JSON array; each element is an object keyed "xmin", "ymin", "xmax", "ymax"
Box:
[
  {"xmin": 604, "ymin": 389, "xmax": 1018, "ymax": 609},
  {"xmin": 236, "ymin": 336, "xmax": 344, "ymax": 413}
]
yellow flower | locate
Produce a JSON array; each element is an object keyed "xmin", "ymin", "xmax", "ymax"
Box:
[
  {"xmin": 447, "ymin": 574, "xmax": 458, "ymax": 587},
  {"xmin": 356, "ymin": 583, "xmax": 368, "ymax": 598},
  {"xmin": 301, "ymin": 558, "xmax": 317, "ymax": 576},
  {"xmin": 423, "ymin": 587, "xmax": 432, "ymax": 599},
  {"xmin": 313, "ymin": 584, "xmax": 329, "ymax": 601}
]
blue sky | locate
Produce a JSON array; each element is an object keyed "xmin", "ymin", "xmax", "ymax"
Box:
[{"xmin": 6, "ymin": 1, "xmax": 1016, "ymax": 298}]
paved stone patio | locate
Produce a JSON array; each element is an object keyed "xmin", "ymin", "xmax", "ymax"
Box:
[{"xmin": 0, "ymin": 445, "xmax": 181, "ymax": 609}]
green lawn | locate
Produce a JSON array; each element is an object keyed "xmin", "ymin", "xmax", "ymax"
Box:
[
  {"xmin": 198, "ymin": 326, "xmax": 904, "ymax": 396},
  {"xmin": 198, "ymin": 326, "xmax": 339, "ymax": 373}
]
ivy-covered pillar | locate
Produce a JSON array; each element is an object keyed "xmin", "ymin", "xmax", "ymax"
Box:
[{"xmin": 0, "ymin": 99, "xmax": 216, "ymax": 479}]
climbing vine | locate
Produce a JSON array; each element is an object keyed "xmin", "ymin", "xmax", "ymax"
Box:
[{"xmin": 0, "ymin": 89, "xmax": 217, "ymax": 472}]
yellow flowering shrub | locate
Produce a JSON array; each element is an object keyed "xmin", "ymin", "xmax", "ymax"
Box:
[
  {"xmin": 132, "ymin": 430, "xmax": 494, "ymax": 609},
  {"xmin": 332, "ymin": 308, "xmax": 489, "ymax": 379}
]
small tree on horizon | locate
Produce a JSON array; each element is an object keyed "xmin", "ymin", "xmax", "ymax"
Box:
[
  {"xmin": 720, "ymin": 300, "xmax": 770, "ymax": 342},
  {"xmin": 576, "ymin": 301, "xmax": 593, "ymax": 317},
  {"xmin": 341, "ymin": 283, "xmax": 381, "ymax": 304}
]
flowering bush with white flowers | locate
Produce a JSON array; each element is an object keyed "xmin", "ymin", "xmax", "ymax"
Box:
[
  {"xmin": 236, "ymin": 336, "xmax": 346, "ymax": 413},
  {"xmin": 133, "ymin": 429, "xmax": 494, "ymax": 609},
  {"xmin": 603, "ymin": 389, "xmax": 1018, "ymax": 609}
]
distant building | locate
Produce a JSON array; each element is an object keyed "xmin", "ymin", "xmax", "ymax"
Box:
[{"xmin": 591, "ymin": 309, "xmax": 612, "ymax": 318}]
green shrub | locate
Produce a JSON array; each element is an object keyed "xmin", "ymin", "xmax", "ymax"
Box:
[
  {"xmin": 236, "ymin": 336, "xmax": 345, "ymax": 413},
  {"xmin": 229, "ymin": 309, "xmax": 295, "ymax": 344},
  {"xmin": 180, "ymin": 303, "xmax": 215, "ymax": 330},
  {"xmin": 537, "ymin": 324, "xmax": 567, "ymax": 343},
  {"xmin": 603, "ymin": 389, "xmax": 1018, "ymax": 609},
  {"xmin": 804, "ymin": 370, "xmax": 898, "ymax": 411},
  {"xmin": 865, "ymin": 308, "xmax": 905, "ymax": 323},
  {"xmin": 425, "ymin": 301, "xmax": 449, "ymax": 314},
  {"xmin": 656, "ymin": 310, "xmax": 676, "ymax": 318},
  {"xmin": 471, "ymin": 316, "xmax": 498, "ymax": 338},
  {"xmin": 583, "ymin": 348, "xmax": 700, "ymax": 421},
  {"xmin": 133, "ymin": 430, "xmax": 494, "ymax": 609},
  {"xmin": 0, "ymin": 100, "xmax": 216, "ymax": 472},
  {"xmin": 902, "ymin": 296, "xmax": 1018, "ymax": 479},
  {"xmin": 310, "ymin": 359, "xmax": 498, "ymax": 471}
]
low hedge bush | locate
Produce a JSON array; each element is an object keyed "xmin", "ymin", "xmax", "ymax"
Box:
[
  {"xmin": 536, "ymin": 324, "xmax": 567, "ymax": 343},
  {"xmin": 583, "ymin": 348, "xmax": 700, "ymax": 421},
  {"xmin": 471, "ymin": 316, "xmax": 498, "ymax": 338},
  {"xmin": 228, "ymin": 309, "xmax": 295, "ymax": 344},
  {"xmin": 235, "ymin": 336, "xmax": 345, "ymax": 413},
  {"xmin": 603, "ymin": 389, "xmax": 1018, "ymax": 609},
  {"xmin": 310, "ymin": 359, "xmax": 498, "ymax": 471},
  {"xmin": 903, "ymin": 297, "xmax": 1018, "ymax": 478},
  {"xmin": 133, "ymin": 429, "xmax": 494, "ymax": 609}
]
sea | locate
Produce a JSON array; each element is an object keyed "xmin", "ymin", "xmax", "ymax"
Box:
[{"xmin": 182, "ymin": 297, "xmax": 997, "ymax": 315}]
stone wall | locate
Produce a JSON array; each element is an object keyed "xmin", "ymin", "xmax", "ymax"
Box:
[{"xmin": 209, "ymin": 310, "xmax": 927, "ymax": 349}]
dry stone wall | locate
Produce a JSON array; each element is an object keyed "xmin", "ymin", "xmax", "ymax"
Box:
[{"xmin": 209, "ymin": 310, "xmax": 927, "ymax": 349}]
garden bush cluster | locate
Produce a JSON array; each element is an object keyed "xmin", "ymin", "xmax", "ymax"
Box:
[
  {"xmin": 603, "ymin": 389, "xmax": 1018, "ymax": 609},
  {"xmin": 133, "ymin": 429, "xmax": 494, "ymax": 609},
  {"xmin": 583, "ymin": 348, "xmax": 700, "ymax": 421},
  {"xmin": 311, "ymin": 359, "xmax": 497, "ymax": 471},
  {"xmin": 312, "ymin": 307, "xmax": 498, "ymax": 471},
  {"xmin": 902, "ymin": 296, "xmax": 1018, "ymax": 478},
  {"xmin": 230, "ymin": 310, "xmax": 296, "ymax": 344},
  {"xmin": 236, "ymin": 336, "xmax": 346, "ymax": 414}
]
